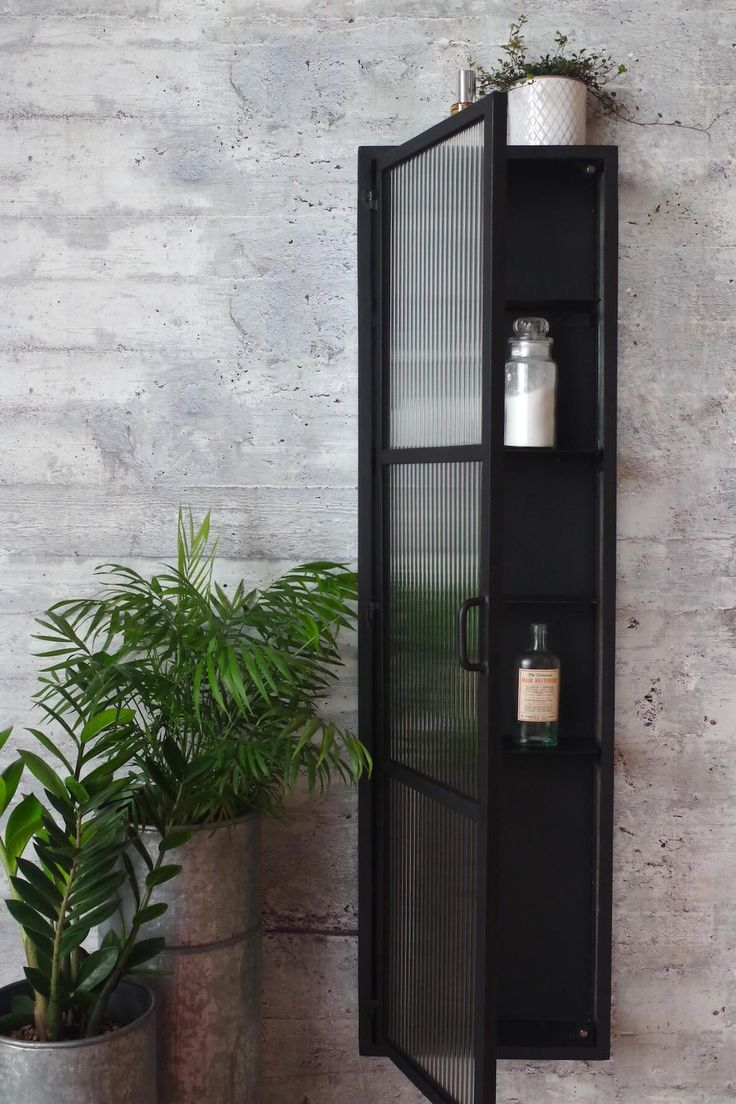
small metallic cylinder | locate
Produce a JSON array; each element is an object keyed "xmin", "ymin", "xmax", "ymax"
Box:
[
  {"xmin": 457, "ymin": 68, "xmax": 477, "ymax": 105},
  {"xmin": 0, "ymin": 981, "xmax": 156, "ymax": 1104}
]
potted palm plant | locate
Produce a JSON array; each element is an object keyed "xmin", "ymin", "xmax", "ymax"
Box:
[
  {"xmin": 35, "ymin": 511, "xmax": 369, "ymax": 1104},
  {"xmin": 0, "ymin": 692, "xmax": 187, "ymax": 1104},
  {"xmin": 473, "ymin": 14, "xmax": 627, "ymax": 145}
]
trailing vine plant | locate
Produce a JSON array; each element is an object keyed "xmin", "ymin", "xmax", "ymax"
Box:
[{"xmin": 471, "ymin": 14, "xmax": 725, "ymax": 134}]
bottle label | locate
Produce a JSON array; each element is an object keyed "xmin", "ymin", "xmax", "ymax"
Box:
[{"xmin": 517, "ymin": 668, "xmax": 559, "ymax": 723}]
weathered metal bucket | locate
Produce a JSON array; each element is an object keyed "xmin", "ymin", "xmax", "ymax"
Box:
[
  {"xmin": 0, "ymin": 979, "xmax": 156, "ymax": 1104},
  {"xmin": 122, "ymin": 812, "xmax": 261, "ymax": 1104}
]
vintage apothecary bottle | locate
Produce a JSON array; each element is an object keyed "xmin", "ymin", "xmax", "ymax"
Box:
[
  {"xmin": 504, "ymin": 317, "xmax": 557, "ymax": 447},
  {"xmin": 514, "ymin": 622, "xmax": 560, "ymax": 748}
]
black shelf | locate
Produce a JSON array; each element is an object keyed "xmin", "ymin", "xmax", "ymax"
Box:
[
  {"xmin": 503, "ymin": 446, "xmax": 602, "ymax": 459},
  {"xmin": 502, "ymin": 737, "xmax": 601, "ymax": 758},
  {"xmin": 504, "ymin": 595, "xmax": 599, "ymax": 606},
  {"xmin": 497, "ymin": 1018, "xmax": 598, "ymax": 1059},
  {"xmin": 506, "ymin": 298, "xmax": 598, "ymax": 314},
  {"xmin": 507, "ymin": 144, "xmax": 616, "ymax": 159}
]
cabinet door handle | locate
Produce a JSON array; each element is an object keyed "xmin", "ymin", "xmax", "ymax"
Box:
[{"xmin": 457, "ymin": 596, "xmax": 486, "ymax": 673}]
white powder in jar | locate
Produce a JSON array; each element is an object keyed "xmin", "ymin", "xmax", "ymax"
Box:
[{"xmin": 504, "ymin": 381, "xmax": 556, "ymax": 447}]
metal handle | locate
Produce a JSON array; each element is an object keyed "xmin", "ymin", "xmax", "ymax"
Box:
[{"xmin": 457, "ymin": 596, "xmax": 486, "ymax": 673}]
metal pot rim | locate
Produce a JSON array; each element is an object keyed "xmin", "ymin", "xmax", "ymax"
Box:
[
  {"xmin": 0, "ymin": 981, "xmax": 155, "ymax": 1053},
  {"xmin": 139, "ymin": 809, "xmax": 260, "ymax": 836}
]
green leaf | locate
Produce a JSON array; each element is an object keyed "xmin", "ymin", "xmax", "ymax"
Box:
[
  {"xmin": 0, "ymin": 995, "xmax": 35, "ymax": 1032},
  {"xmin": 206, "ymin": 652, "xmax": 227, "ymax": 713},
  {"xmin": 26, "ymin": 729, "xmax": 73, "ymax": 774},
  {"xmin": 75, "ymin": 898, "xmax": 121, "ymax": 930},
  {"xmin": 74, "ymin": 944, "xmax": 119, "ymax": 993},
  {"xmin": 59, "ymin": 923, "xmax": 92, "ymax": 957},
  {"xmin": 0, "ymin": 991, "xmax": 36, "ymax": 1029},
  {"xmin": 121, "ymin": 852, "xmax": 141, "ymax": 909},
  {"xmin": 0, "ymin": 726, "xmax": 12, "ymax": 753},
  {"xmin": 192, "ymin": 656, "xmax": 206, "ymax": 725},
  {"xmin": 124, "ymin": 937, "xmax": 165, "ymax": 971},
  {"xmin": 4, "ymin": 795, "xmax": 43, "ymax": 867},
  {"xmin": 100, "ymin": 927, "xmax": 122, "ymax": 952},
  {"xmin": 24, "ymin": 966, "xmax": 51, "ymax": 1000},
  {"xmin": 130, "ymin": 836, "xmax": 154, "ymax": 873},
  {"xmin": 224, "ymin": 646, "xmax": 250, "ymax": 706},
  {"xmin": 133, "ymin": 902, "xmax": 168, "ymax": 926},
  {"xmin": 16, "ymin": 858, "xmax": 63, "ymax": 908},
  {"xmin": 10, "ymin": 993, "xmax": 36, "ymax": 1019},
  {"xmin": 0, "ymin": 760, "xmax": 24, "ymax": 819},
  {"xmin": 145, "ymin": 864, "xmax": 181, "ymax": 889},
  {"xmin": 240, "ymin": 647, "xmax": 269, "ymax": 702},
  {"xmin": 10, "ymin": 875, "xmax": 59, "ymax": 922},
  {"xmin": 81, "ymin": 707, "xmax": 135, "ymax": 743},
  {"xmin": 5, "ymin": 898, "xmax": 55, "ymax": 941},
  {"xmin": 160, "ymin": 738, "xmax": 186, "ymax": 780},
  {"xmin": 70, "ymin": 869, "xmax": 126, "ymax": 913},
  {"xmin": 18, "ymin": 751, "xmax": 66, "ymax": 799},
  {"xmin": 65, "ymin": 777, "xmax": 90, "ymax": 805},
  {"xmin": 158, "ymin": 829, "xmax": 192, "ymax": 854}
]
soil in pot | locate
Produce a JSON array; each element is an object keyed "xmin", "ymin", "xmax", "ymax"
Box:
[{"xmin": 4, "ymin": 1019, "xmax": 120, "ymax": 1043}]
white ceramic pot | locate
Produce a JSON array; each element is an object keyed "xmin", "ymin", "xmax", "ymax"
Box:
[{"xmin": 507, "ymin": 76, "xmax": 587, "ymax": 145}]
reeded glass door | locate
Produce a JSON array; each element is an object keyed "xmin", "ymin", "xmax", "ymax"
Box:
[{"xmin": 358, "ymin": 93, "xmax": 507, "ymax": 1104}]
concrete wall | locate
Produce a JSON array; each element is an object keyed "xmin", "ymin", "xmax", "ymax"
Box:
[{"xmin": 1, "ymin": 2, "xmax": 734, "ymax": 1101}]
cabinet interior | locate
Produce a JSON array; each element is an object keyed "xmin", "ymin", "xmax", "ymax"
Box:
[{"xmin": 497, "ymin": 151, "xmax": 608, "ymax": 1058}]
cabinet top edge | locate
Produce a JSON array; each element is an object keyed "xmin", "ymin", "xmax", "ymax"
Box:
[{"xmin": 358, "ymin": 141, "xmax": 617, "ymax": 160}]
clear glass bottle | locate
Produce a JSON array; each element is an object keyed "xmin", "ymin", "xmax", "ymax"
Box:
[
  {"xmin": 513, "ymin": 623, "xmax": 560, "ymax": 748},
  {"xmin": 504, "ymin": 317, "xmax": 557, "ymax": 447}
]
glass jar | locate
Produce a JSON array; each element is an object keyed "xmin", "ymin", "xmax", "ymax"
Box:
[{"xmin": 504, "ymin": 317, "xmax": 557, "ymax": 448}]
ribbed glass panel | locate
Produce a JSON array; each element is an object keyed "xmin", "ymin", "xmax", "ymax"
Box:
[
  {"xmin": 385, "ymin": 779, "xmax": 477, "ymax": 1104},
  {"xmin": 388, "ymin": 462, "xmax": 480, "ymax": 798},
  {"xmin": 388, "ymin": 122, "xmax": 484, "ymax": 448}
]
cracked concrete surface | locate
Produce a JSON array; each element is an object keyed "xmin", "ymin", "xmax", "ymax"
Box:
[{"xmin": 0, "ymin": 2, "xmax": 735, "ymax": 1102}]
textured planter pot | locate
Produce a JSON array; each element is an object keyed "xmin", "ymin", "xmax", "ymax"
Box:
[
  {"xmin": 119, "ymin": 813, "xmax": 261, "ymax": 1104},
  {"xmin": 507, "ymin": 76, "xmax": 587, "ymax": 145},
  {"xmin": 0, "ymin": 980, "xmax": 156, "ymax": 1104}
]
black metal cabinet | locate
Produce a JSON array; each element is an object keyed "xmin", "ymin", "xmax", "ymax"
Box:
[{"xmin": 357, "ymin": 92, "xmax": 617, "ymax": 1104}]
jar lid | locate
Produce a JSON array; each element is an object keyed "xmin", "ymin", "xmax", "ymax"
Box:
[{"xmin": 512, "ymin": 317, "xmax": 550, "ymax": 339}]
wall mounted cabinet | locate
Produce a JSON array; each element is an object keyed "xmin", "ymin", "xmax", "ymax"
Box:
[{"xmin": 357, "ymin": 92, "xmax": 617, "ymax": 1104}]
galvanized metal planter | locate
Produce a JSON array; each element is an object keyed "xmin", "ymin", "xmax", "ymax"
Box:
[
  {"xmin": 119, "ymin": 812, "xmax": 261, "ymax": 1104},
  {"xmin": 0, "ymin": 980, "xmax": 156, "ymax": 1104}
]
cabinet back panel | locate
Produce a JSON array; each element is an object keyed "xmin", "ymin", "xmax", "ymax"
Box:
[
  {"xmin": 506, "ymin": 160, "xmax": 598, "ymax": 301},
  {"xmin": 502, "ymin": 457, "xmax": 597, "ymax": 596},
  {"xmin": 497, "ymin": 758, "xmax": 596, "ymax": 1022}
]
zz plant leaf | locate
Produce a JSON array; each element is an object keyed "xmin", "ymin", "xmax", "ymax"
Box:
[{"xmin": 0, "ymin": 698, "xmax": 179, "ymax": 1041}]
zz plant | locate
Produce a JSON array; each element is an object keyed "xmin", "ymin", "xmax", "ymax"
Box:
[
  {"xmin": 0, "ymin": 694, "xmax": 187, "ymax": 1040},
  {"xmin": 27, "ymin": 511, "xmax": 369, "ymax": 826}
]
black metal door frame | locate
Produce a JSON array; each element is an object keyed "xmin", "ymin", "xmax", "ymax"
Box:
[{"xmin": 358, "ymin": 93, "xmax": 508, "ymax": 1104}]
